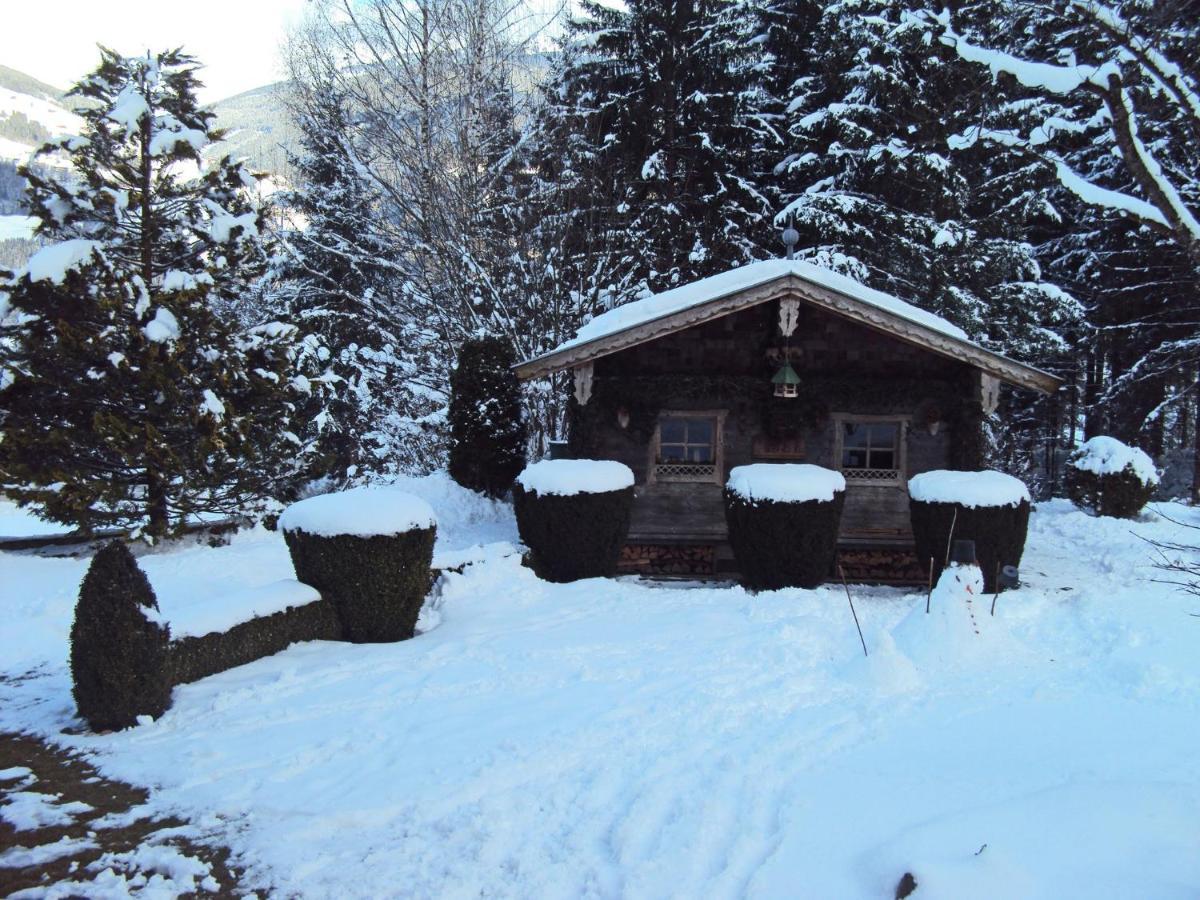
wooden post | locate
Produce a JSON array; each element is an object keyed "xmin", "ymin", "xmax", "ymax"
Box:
[
  {"xmin": 838, "ymin": 565, "xmax": 868, "ymax": 657},
  {"xmin": 926, "ymin": 557, "xmax": 934, "ymax": 614}
]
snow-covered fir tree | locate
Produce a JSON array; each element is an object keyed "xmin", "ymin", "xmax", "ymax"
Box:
[
  {"xmin": 0, "ymin": 49, "xmax": 307, "ymax": 538},
  {"xmin": 770, "ymin": 0, "xmax": 1079, "ymax": 364},
  {"xmin": 931, "ymin": 0, "xmax": 1200, "ymax": 450},
  {"xmin": 275, "ymin": 77, "xmax": 440, "ymax": 480},
  {"xmin": 542, "ymin": 0, "xmax": 774, "ymax": 301}
]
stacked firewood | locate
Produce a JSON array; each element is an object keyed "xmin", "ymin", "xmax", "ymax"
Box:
[{"xmin": 618, "ymin": 544, "xmax": 717, "ymax": 576}]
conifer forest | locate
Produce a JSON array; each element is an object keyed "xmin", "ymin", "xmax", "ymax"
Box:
[{"xmin": 2, "ymin": 0, "xmax": 1198, "ymax": 532}]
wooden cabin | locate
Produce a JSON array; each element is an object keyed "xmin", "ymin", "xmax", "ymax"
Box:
[{"xmin": 515, "ymin": 260, "xmax": 1061, "ymax": 582}]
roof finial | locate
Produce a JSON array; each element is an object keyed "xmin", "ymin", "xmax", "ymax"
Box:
[{"xmin": 781, "ymin": 222, "xmax": 799, "ymax": 260}]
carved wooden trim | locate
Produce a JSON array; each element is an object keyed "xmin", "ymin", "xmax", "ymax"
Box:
[
  {"xmin": 514, "ymin": 273, "xmax": 1062, "ymax": 395},
  {"xmin": 573, "ymin": 361, "xmax": 594, "ymax": 406}
]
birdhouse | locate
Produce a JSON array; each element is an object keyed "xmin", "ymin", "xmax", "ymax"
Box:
[{"xmin": 771, "ymin": 363, "xmax": 801, "ymax": 398}]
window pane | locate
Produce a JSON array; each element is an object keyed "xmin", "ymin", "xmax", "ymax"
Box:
[
  {"xmin": 870, "ymin": 423, "xmax": 899, "ymax": 448},
  {"xmin": 661, "ymin": 419, "xmax": 686, "ymax": 443},
  {"xmin": 688, "ymin": 445, "xmax": 712, "ymax": 463},
  {"xmin": 660, "ymin": 444, "xmax": 685, "ymax": 461},
  {"xmin": 843, "ymin": 423, "xmax": 869, "ymax": 448},
  {"xmin": 870, "ymin": 450, "xmax": 895, "ymax": 470},
  {"xmin": 686, "ymin": 419, "xmax": 713, "ymax": 444},
  {"xmin": 843, "ymin": 448, "xmax": 867, "ymax": 469}
]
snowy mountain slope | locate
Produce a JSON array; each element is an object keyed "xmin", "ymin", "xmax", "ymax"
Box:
[
  {"xmin": 0, "ymin": 66, "xmax": 80, "ymax": 163},
  {"xmin": 1, "ymin": 483, "xmax": 1198, "ymax": 899},
  {"xmin": 207, "ymin": 81, "xmax": 298, "ymax": 180}
]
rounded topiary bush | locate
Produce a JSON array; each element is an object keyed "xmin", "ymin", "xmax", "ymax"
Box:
[
  {"xmin": 1065, "ymin": 436, "xmax": 1159, "ymax": 519},
  {"xmin": 513, "ymin": 459, "xmax": 634, "ymax": 582},
  {"xmin": 70, "ymin": 541, "xmax": 173, "ymax": 731},
  {"xmin": 448, "ymin": 336, "xmax": 527, "ymax": 498},
  {"xmin": 908, "ymin": 470, "xmax": 1031, "ymax": 594},
  {"xmin": 723, "ymin": 464, "xmax": 846, "ymax": 590},
  {"xmin": 280, "ymin": 488, "xmax": 437, "ymax": 643}
]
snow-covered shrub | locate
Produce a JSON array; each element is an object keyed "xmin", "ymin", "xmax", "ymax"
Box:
[
  {"xmin": 448, "ymin": 336, "xmax": 527, "ymax": 498},
  {"xmin": 280, "ymin": 489, "xmax": 437, "ymax": 642},
  {"xmin": 70, "ymin": 542, "xmax": 172, "ymax": 731},
  {"xmin": 1066, "ymin": 436, "xmax": 1159, "ymax": 519},
  {"xmin": 171, "ymin": 595, "xmax": 341, "ymax": 685},
  {"xmin": 723, "ymin": 464, "xmax": 846, "ymax": 590},
  {"xmin": 908, "ymin": 470, "xmax": 1031, "ymax": 594},
  {"xmin": 513, "ymin": 460, "xmax": 634, "ymax": 582}
]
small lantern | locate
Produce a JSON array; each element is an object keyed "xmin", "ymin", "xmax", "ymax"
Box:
[
  {"xmin": 950, "ymin": 539, "xmax": 977, "ymax": 565},
  {"xmin": 616, "ymin": 405, "xmax": 631, "ymax": 430},
  {"xmin": 772, "ymin": 363, "xmax": 801, "ymax": 398},
  {"xmin": 999, "ymin": 565, "xmax": 1020, "ymax": 590}
]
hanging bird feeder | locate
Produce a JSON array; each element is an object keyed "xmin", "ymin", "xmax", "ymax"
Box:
[{"xmin": 772, "ymin": 363, "xmax": 801, "ymax": 398}]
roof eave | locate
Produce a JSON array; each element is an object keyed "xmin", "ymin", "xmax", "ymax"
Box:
[{"xmin": 514, "ymin": 273, "xmax": 1064, "ymax": 395}]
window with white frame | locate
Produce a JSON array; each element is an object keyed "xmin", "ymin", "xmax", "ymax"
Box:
[{"xmin": 653, "ymin": 413, "xmax": 724, "ymax": 483}]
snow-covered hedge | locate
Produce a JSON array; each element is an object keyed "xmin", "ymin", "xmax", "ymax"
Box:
[
  {"xmin": 70, "ymin": 543, "xmax": 347, "ymax": 729},
  {"xmin": 513, "ymin": 459, "xmax": 634, "ymax": 582},
  {"xmin": 1066, "ymin": 436, "xmax": 1159, "ymax": 519},
  {"xmin": 908, "ymin": 470, "xmax": 1031, "ymax": 593},
  {"xmin": 170, "ymin": 586, "xmax": 341, "ymax": 686},
  {"xmin": 723, "ymin": 464, "xmax": 846, "ymax": 590},
  {"xmin": 515, "ymin": 459, "xmax": 636, "ymax": 496},
  {"xmin": 908, "ymin": 470, "xmax": 1030, "ymax": 508},
  {"xmin": 282, "ymin": 489, "xmax": 437, "ymax": 642},
  {"xmin": 70, "ymin": 541, "xmax": 173, "ymax": 731}
]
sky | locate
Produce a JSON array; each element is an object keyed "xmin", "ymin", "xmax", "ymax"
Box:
[{"xmin": 1, "ymin": 0, "xmax": 309, "ymax": 103}]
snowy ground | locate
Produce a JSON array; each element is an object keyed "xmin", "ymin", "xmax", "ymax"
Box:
[
  {"xmin": 0, "ymin": 215, "xmax": 38, "ymax": 242},
  {"xmin": 2, "ymin": 476, "xmax": 1199, "ymax": 899}
]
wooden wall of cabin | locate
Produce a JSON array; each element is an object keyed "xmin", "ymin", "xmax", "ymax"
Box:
[{"xmin": 566, "ymin": 300, "xmax": 986, "ymax": 557}]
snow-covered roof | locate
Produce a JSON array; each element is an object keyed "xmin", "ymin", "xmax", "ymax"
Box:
[
  {"xmin": 514, "ymin": 259, "xmax": 1061, "ymax": 394},
  {"xmin": 569, "ymin": 259, "xmax": 967, "ymax": 349}
]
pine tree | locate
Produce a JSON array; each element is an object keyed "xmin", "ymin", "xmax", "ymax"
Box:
[
  {"xmin": 71, "ymin": 541, "xmax": 172, "ymax": 731},
  {"xmin": 934, "ymin": 1, "xmax": 1200, "ymax": 454},
  {"xmin": 276, "ymin": 78, "xmax": 436, "ymax": 481},
  {"xmin": 0, "ymin": 48, "xmax": 306, "ymax": 537},
  {"xmin": 771, "ymin": 0, "xmax": 1079, "ymax": 364},
  {"xmin": 543, "ymin": 0, "xmax": 773, "ymax": 302},
  {"xmin": 447, "ymin": 336, "xmax": 527, "ymax": 497}
]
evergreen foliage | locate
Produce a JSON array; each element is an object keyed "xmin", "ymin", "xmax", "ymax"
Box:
[
  {"xmin": 274, "ymin": 77, "xmax": 439, "ymax": 481},
  {"xmin": 284, "ymin": 526, "xmax": 437, "ymax": 643},
  {"xmin": 447, "ymin": 336, "xmax": 527, "ymax": 497},
  {"xmin": 909, "ymin": 497, "xmax": 1031, "ymax": 593},
  {"xmin": 171, "ymin": 595, "xmax": 341, "ymax": 685},
  {"xmin": 542, "ymin": 0, "xmax": 773, "ymax": 302},
  {"xmin": 723, "ymin": 491, "xmax": 845, "ymax": 590},
  {"xmin": 513, "ymin": 484, "xmax": 634, "ymax": 582},
  {"xmin": 0, "ymin": 48, "xmax": 307, "ymax": 538},
  {"xmin": 770, "ymin": 0, "xmax": 1078, "ymax": 363},
  {"xmin": 70, "ymin": 541, "xmax": 172, "ymax": 731}
]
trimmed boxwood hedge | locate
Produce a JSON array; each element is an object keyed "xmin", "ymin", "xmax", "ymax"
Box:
[
  {"xmin": 909, "ymin": 498, "xmax": 1030, "ymax": 594},
  {"xmin": 70, "ymin": 542, "xmax": 173, "ymax": 731},
  {"xmin": 723, "ymin": 491, "xmax": 846, "ymax": 590},
  {"xmin": 171, "ymin": 598, "xmax": 342, "ymax": 685},
  {"xmin": 513, "ymin": 484, "xmax": 634, "ymax": 582},
  {"xmin": 1065, "ymin": 466, "xmax": 1156, "ymax": 519},
  {"xmin": 284, "ymin": 526, "xmax": 436, "ymax": 642}
]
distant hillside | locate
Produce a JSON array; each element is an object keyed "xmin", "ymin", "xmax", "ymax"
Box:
[
  {"xmin": 208, "ymin": 82, "xmax": 298, "ymax": 181},
  {"xmin": 0, "ymin": 65, "xmax": 64, "ymax": 104}
]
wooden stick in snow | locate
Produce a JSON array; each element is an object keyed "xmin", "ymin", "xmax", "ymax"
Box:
[{"xmin": 838, "ymin": 565, "xmax": 868, "ymax": 657}]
